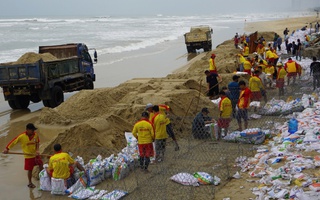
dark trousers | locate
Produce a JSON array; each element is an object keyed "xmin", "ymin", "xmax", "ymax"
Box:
[
  {"xmin": 139, "ymin": 157, "xmax": 150, "ymax": 170},
  {"xmin": 313, "ymin": 75, "xmax": 320, "ymax": 90}
]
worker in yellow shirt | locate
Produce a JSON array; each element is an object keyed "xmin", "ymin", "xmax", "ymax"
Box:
[
  {"xmin": 265, "ymin": 62, "xmax": 275, "ymax": 88},
  {"xmin": 284, "ymin": 57, "xmax": 299, "ymax": 85},
  {"xmin": 256, "ymin": 43, "xmax": 265, "ymax": 59},
  {"xmin": 258, "ymin": 60, "xmax": 267, "ymax": 73},
  {"xmin": 276, "ymin": 63, "xmax": 287, "ymax": 96},
  {"xmin": 3, "ymin": 123, "xmax": 43, "ymax": 188},
  {"xmin": 265, "ymin": 48, "xmax": 275, "ymax": 65},
  {"xmin": 249, "ymin": 70, "xmax": 264, "ymax": 109},
  {"xmin": 151, "ymin": 105, "xmax": 169, "ymax": 162},
  {"xmin": 243, "ymin": 43, "xmax": 250, "ymax": 57},
  {"xmin": 236, "ymin": 53, "xmax": 246, "ymax": 72},
  {"xmin": 243, "ymin": 57, "xmax": 252, "ymax": 75},
  {"xmin": 217, "ymin": 91, "xmax": 232, "ymax": 140},
  {"xmin": 209, "ymin": 53, "xmax": 217, "ymax": 73},
  {"xmin": 47, "ymin": 144, "xmax": 85, "ymax": 185},
  {"xmin": 132, "ymin": 111, "xmax": 155, "ymax": 172}
]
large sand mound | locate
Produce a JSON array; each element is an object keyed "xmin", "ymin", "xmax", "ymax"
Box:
[{"xmin": 39, "ymin": 31, "xmax": 276, "ymax": 161}]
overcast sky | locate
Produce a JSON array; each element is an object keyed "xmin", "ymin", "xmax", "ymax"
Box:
[{"xmin": 0, "ymin": 0, "xmax": 319, "ymax": 17}]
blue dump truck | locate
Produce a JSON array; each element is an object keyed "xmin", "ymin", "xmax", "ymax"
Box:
[{"xmin": 0, "ymin": 43, "xmax": 97, "ymax": 109}]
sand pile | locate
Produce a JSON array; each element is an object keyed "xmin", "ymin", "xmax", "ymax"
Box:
[
  {"xmin": 15, "ymin": 52, "xmax": 58, "ymax": 64},
  {"xmin": 39, "ymin": 32, "xmax": 276, "ymax": 161}
]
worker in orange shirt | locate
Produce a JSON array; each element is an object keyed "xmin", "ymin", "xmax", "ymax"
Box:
[
  {"xmin": 236, "ymin": 81, "xmax": 252, "ymax": 131},
  {"xmin": 132, "ymin": 112, "xmax": 155, "ymax": 173},
  {"xmin": 284, "ymin": 57, "xmax": 299, "ymax": 85},
  {"xmin": 3, "ymin": 123, "xmax": 43, "ymax": 188},
  {"xmin": 276, "ymin": 63, "xmax": 287, "ymax": 96}
]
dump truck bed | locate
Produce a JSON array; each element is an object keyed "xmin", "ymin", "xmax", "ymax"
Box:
[{"xmin": 39, "ymin": 43, "xmax": 80, "ymax": 59}]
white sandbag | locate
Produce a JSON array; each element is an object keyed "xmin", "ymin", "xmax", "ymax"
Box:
[
  {"xmin": 100, "ymin": 190, "xmax": 128, "ymax": 200},
  {"xmin": 193, "ymin": 172, "xmax": 214, "ymax": 185},
  {"xmin": 51, "ymin": 178, "xmax": 66, "ymax": 195},
  {"xmin": 87, "ymin": 156, "xmax": 103, "ymax": 186},
  {"xmin": 39, "ymin": 169, "xmax": 51, "ymax": 191},
  {"xmin": 170, "ymin": 172, "xmax": 199, "ymax": 186},
  {"xmin": 71, "ymin": 186, "xmax": 98, "ymax": 200},
  {"xmin": 88, "ymin": 189, "xmax": 108, "ymax": 199},
  {"xmin": 65, "ymin": 176, "xmax": 87, "ymax": 195}
]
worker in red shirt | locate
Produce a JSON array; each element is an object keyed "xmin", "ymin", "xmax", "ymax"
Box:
[
  {"xmin": 3, "ymin": 123, "xmax": 43, "ymax": 188},
  {"xmin": 236, "ymin": 81, "xmax": 252, "ymax": 131}
]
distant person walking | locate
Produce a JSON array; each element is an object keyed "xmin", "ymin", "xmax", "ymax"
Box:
[
  {"xmin": 132, "ymin": 112, "xmax": 155, "ymax": 172},
  {"xmin": 296, "ymin": 39, "xmax": 302, "ymax": 61},
  {"xmin": 3, "ymin": 123, "xmax": 43, "ymax": 188},
  {"xmin": 310, "ymin": 57, "xmax": 320, "ymax": 90},
  {"xmin": 236, "ymin": 81, "xmax": 251, "ymax": 131},
  {"xmin": 283, "ymin": 28, "xmax": 289, "ymax": 38}
]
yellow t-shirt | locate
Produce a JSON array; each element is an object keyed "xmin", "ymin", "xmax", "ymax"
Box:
[
  {"xmin": 249, "ymin": 75, "xmax": 263, "ymax": 92},
  {"xmin": 209, "ymin": 58, "xmax": 217, "ymax": 72},
  {"xmin": 243, "ymin": 46, "xmax": 249, "ymax": 56},
  {"xmin": 6, "ymin": 132, "xmax": 40, "ymax": 158},
  {"xmin": 48, "ymin": 152, "xmax": 75, "ymax": 179},
  {"xmin": 265, "ymin": 66, "xmax": 275, "ymax": 75},
  {"xmin": 219, "ymin": 97, "xmax": 232, "ymax": 118},
  {"xmin": 151, "ymin": 113, "xmax": 168, "ymax": 139},
  {"xmin": 277, "ymin": 68, "xmax": 287, "ymax": 79},
  {"xmin": 266, "ymin": 50, "xmax": 274, "ymax": 59},
  {"xmin": 243, "ymin": 60, "xmax": 252, "ymax": 70},
  {"xmin": 132, "ymin": 119, "xmax": 154, "ymax": 144}
]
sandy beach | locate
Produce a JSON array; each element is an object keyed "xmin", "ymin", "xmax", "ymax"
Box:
[{"xmin": 0, "ymin": 13, "xmax": 318, "ymax": 199}]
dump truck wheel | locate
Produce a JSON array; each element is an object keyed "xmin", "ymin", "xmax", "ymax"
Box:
[
  {"xmin": 49, "ymin": 86, "xmax": 64, "ymax": 108},
  {"xmin": 30, "ymin": 94, "xmax": 41, "ymax": 103},
  {"xmin": 8, "ymin": 100, "xmax": 18, "ymax": 109},
  {"xmin": 42, "ymin": 100, "xmax": 50, "ymax": 107},
  {"xmin": 15, "ymin": 95, "xmax": 30, "ymax": 109},
  {"xmin": 84, "ymin": 78, "xmax": 94, "ymax": 89}
]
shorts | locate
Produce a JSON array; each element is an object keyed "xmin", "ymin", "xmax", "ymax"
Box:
[
  {"xmin": 217, "ymin": 118, "xmax": 231, "ymax": 128},
  {"xmin": 276, "ymin": 78, "xmax": 284, "ymax": 88},
  {"xmin": 138, "ymin": 143, "xmax": 154, "ymax": 157},
  {"xmin": 236, "ymin": 109, "xmax": 248, "ymax": 123},
  {"xmin": 24, "ymin": 156, "xmax": 43, "ymax": 171},
  {"xmin": 251, "ymin": 91, "xmax": 262, "ymax": 101},
  {"xmin": 287, "ymin": 72, "xmax": 297, "ymax": 78}
]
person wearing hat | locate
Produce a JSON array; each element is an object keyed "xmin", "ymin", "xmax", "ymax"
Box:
[
  {"xmin": 132, "ymin": 112, "xmax": 155, "ymax": 173},
  {"xmin": 3, "ymin": 123, "xmax": 43, "ymax": 188},
  {"xmin": 145, "ymin": 103, "xmax": 155, "ymax": 121},
  {"xmin": 276, "ymin": 62, "xmax": 287, "ymax": 96},
  {"xmin": 192, "ymin": 107, "xmax": 214, "ymax": 139},
  {"xmin": 209, "ymin": 53, "xmax": 217, "ymax": 74},
  {"xmin": 228, "ymin": 75, "xmax": 240, "ymax": 118}
]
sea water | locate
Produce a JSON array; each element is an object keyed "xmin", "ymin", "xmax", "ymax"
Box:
[{"xmin": 0, "ymin": 11, "xmax": 313, "ymax": 87}]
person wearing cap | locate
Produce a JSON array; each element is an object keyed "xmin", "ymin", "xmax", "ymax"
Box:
[
  {"xmin": 192, "ymin": 107, "xmax": 214, "ymax": 139},
  {"xmin": 3, "ymin": 123, "xmax": 43, "ymax": 188},
  {"xmin": 47, "ymin": 144, "xmax": 86, "ymax": 185},
  {"xmin": 151, "ymin": 105, "xmax": 169, "ymax": 162},
  {"xmin": 132, "ymin": 112, "xmax": 155, "ymax": 172},
  {"xmin": 228, "ymin": 75, "xmax": 240, "ymax": 118},
  {"xmin": 145, "ymin": 103, "xmax": 155, "ymax": 121},
  {"xmin": 310, "ymin": 57, "xmax": 320, "ymax": 90},
  {"xmin": 158, "ymin": 104, "xmax": 179, "ymax": 151},
  {"xmin": 276, "ymin": 63, "xmax": 287, "ymax": 96},
  {"xmin": 217, "ymin": 91, "xmax": 232, "ymax": 140},
  {"xmin": 236, "ymin": 81, "xmax": 252, "ymax": 131},
  {"xmin": 284, "ymin": 57, "xmax": 299, "ymax": 86},
  {"xmin": 209, "ymin": 53, "xmax": 217, "ymax": 73},
  {"xmin": 205, "ymin": 70, "xmax": 221, "ymax": 100}
]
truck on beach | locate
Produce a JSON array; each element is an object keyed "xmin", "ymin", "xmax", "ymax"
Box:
[
  {"xmin": 184, "ymin": 26, "xmax": 213, "ymax": 53},
  {"xmin": 0, "ymin": 43, "xmax": 97, "ymax": 109}
]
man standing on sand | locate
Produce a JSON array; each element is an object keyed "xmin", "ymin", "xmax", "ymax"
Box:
[
  {"xmin": 217, "ymin": 91, "xmax": 232, "ymax": 140},
  {"xmin": 209, "ymin": 53, "xmax": 217, "ymax": 73},
  {"xmin": 310, "ymin": 57, "xmax": 320, "ymax": 90},
  {"xmin": 132, "ymin": 112, "xmax": 154, "ymax": 173},
  {"xmin": 228, "ymin": 75, "xmax": 240, "ymax": 118},
  {"xmin": 205, "ymin": 70, "xmax": 221, "ymax": 99},
  {"xmin": 284, "ymin": 57, "xmax": 299, "ymax": 86},
  {"xmin": 47, "ymin": 144, "xmax": 86, "ymax": 184},
  {"xmin": 236, "ymin": 81, "xmax": 252, "ymax": 131},
  {"xmin": 151, "ymin": 105, "xmax": 169, "ymax": 162},
  {"xmin": 3, "ymin": 123, "xmax": 43, "ymax": 188}
]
